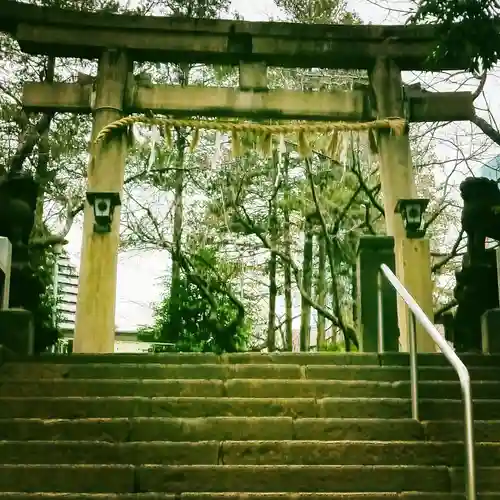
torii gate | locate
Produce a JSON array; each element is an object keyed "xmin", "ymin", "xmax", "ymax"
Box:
[{"xmin": 0, "ymin": 0, "xmax": 475, "ymax": 353}]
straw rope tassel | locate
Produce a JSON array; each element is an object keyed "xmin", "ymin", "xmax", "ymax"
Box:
[{"xmin": 95, "ymin": 116, "xmax": 407, "ymax": 146}]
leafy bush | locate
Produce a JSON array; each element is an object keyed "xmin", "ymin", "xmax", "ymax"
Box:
[
  {"xmin": 9, "ymin": 247, "xmax": 60, "ymax": 353},
  {"xmin": 138, "ymin": 247, "xmax": 251, "ymax": 353}
]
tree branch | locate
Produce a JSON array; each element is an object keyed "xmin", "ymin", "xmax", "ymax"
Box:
[
  {"xmin": 423, "ymin": 202, "xmax": 450, "ymax": 232},
  {"xmin": 331, "ymin": 184, "xmax": 363, "ymax": 235},
  {"xmin": 472, "ymin": 71, "xmax": 487, "ymax": 101},
  {"xmin": 471, "ymin": 113, "xmax": 500, "ymax": 147},
  {"xmin": 29, "ymin": 235, "xmax": 68, "ymax": 249},
  {"xmin": 236, "ymin": 205, "xmax": 343, "ymax": 330},
  {"xmin": 7, "ymin": 113, "xmax": 53, "ymax": 174},
  {"xmin": 434, "ymin": 299, "xmax": 457, "ymax": 321},
  {"xmin": 351, "ymin": 165, "xmax": 384, "ymax": 215},
  {"xmin": 431, "ymin": 230, "xmax": 464, "ymax": 273}
]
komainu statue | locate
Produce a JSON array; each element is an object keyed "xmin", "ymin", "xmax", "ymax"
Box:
[
  {"xmin": 452, "ymin": 176, "xmax": 500, "ymax": 352},
  {"xmin": 0, "ymin": 171, "xmax": 38, "ymax": 263},
  {"xmin": 0, "ymin": 171, "xmax": 59, "ymax": 352},
  {"xmin": 453, "ymin": 250, "xmax": 499, "ymax": 352},
  {"xmin": 460, "ymin": 176, "xmax": 500, "ymax": 263}
]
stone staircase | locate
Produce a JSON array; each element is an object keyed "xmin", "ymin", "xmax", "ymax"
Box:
[{"xmin": 0, "ymin": 352, "xmax": 499, "ymax": 499}]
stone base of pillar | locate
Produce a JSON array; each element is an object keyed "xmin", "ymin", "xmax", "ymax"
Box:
[
  {"xmin": 0, "ymin": 308, "xmax": 34, "ymax": 355},
  {"xmin": 481, "ymin": 308, "xmax": 500, "ymax": 354}
]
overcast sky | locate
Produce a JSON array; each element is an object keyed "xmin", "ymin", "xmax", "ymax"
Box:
[{"xmin": 63, "ymin": 0, "xmax": 500, "ymax": 330}]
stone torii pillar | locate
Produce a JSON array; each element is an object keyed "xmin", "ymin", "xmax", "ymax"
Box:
[
  {"xmin": 370, "ymin": 58, "xmax": 435, "ymax": 352},
  {"xmin": 72, "ymin": 50, "xmax": 131, "ymax": 353}
]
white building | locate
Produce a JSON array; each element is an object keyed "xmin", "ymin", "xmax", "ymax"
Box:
[
  {"xmin": 55, "ymin": 253, "xmax": 78, "ymax": 331},
  {"xmin": 53, "ymin": 253, "xmax": 150, "ymax": 353},
  {"xmin": 478, "ymin": 155, "xmax": 500, "ymax": 249},
  {"xmin": 480, "ymin": 155, "xmax": 500, "ymax": 181}
]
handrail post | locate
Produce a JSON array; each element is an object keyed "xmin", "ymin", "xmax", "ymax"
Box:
[
  {"xmin": 0, "ymin": 237, "xmax": 12, "ymax": 310},
  {"xmin": 463, "ymin": 381, "xmax": 477, "ymax": 500},
  {"xmin": 379, "ymin": 263, "xmax": 476, "ymax": 500},
  {"xmin": 377, "ymin": 272, "xmax": 384, "ymax": 352},
  {"xmin": 408, "ymin": 310, "xmax": 419, "ymax": 421}
]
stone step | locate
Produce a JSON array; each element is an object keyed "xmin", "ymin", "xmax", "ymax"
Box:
[
  {"xmin": 0, "ymin": 364, "xmax": 305, "ymax": 381},
  {"xmin": 0, "ymin": 396, "xmax": 499, "ymax": 420},
  {"xmin": 0, "ymin": 494, "xmax": 499, "ymax": 500},
  {"xmin": 0, "ymin": 464, "xmax": 490, "ymax": 493},
  {"xmin": 10, "ymin": 352, "xmax": 500, "ymax": 367},
  {"xmin": 0, "ymin": 417, "xmax": 424, "ymax": 442},
  {"xmin": 1, "ymin": 417, "xmax": 498, "ymax": 443},
  {"xmin": 3, "ymin": 363, "xmax": 500, "ymax": 382},
  {"xmin": 423, "ymin": 420, "xmax": 500, "ymax": 441},
  {"xmin": 0, "ymin": 440, "xmax": 498, "ymax": 466},
  {"xmin": 0, "ymin": 379, "xmax": 499, "ymax": 399}
]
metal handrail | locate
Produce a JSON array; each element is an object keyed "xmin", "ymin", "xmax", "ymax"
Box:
[
  {"xmin": 378, "ymin": 263, "xmax": 476, "ymax": 500},
  {"xmin": 0, "ymin": 237, "xmax": 11, "ymax": 309}
]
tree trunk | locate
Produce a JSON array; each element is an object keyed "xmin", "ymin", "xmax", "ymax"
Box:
[
  {"xmin": 282, "ymin": 154, "xmax": 293, "ymax": 351},
  {"xmin": 266, "ymin": 240, "xmax": 277, "ymax": 352},
  {"xmin": 33, "ymin": 56, "xmax": 55, "ymax": 241},
  {"xmin": 168, "ymin": 66, "xmax": 189, "ymax": 337},
  {"xmin": 168, "ymin": 131, "xmax": 186, "ymax": 336},
  {"xmin": 34, "ymin": 131, "xmax": 50, "ymax": 234},
  {"xmin": 267, "ymin": 159, "xmax": 278, "ymax": 352},
  {"xmin": 300, "ymin": 217, "xmax": 314, "ymax": 352},
  {"xmin": 351, "ymin": 262, "xmax": 357, "ymax": 326},
  {"xmin": 316, "ymin": 233, "xmax": 326, "ymax": 350},
  {"xmin": 170, "ymin": 132, "xmax": 185, "ymax": 288}
]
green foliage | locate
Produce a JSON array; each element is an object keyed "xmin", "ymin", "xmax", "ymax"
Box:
[
  {"xmin": 159, "ymin": 0, "xmax": 231, "ymax": 17},
  {"xmin": 321, "ymin": 338, "xmax": 358, "ymax": 352},
  {"xmin": 410, "ymin": 0, "xmax": 500, "ymax": 72},
  {"xmin": 138, "ymin": 247, "xmax": 252, "ymax": 353},
  {"xmin": 9, "ymin": 248, "xmax": 60, "ymax": 353},
  {"xmin": 37, "ymin": 0, "xmax": 120, "ymax": 12},
  {"xmin": 275, "ymin": 0, "xmax": 361, "ymax": 23},
  {"xmin": 33, "ymin": 250, "xmax": 61, "ymax": 353}
]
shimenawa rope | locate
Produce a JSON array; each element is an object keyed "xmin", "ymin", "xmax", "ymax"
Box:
[{"xmin": 95, "ymin": 115, "xmax": 406, "ymax": 144}]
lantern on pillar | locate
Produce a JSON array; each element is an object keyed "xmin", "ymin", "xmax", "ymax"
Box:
[
  {"xmin": 395, "ymin": 198, "xmax": 429, "ymax": 239},
  {"xmin": 86, "ymin": 192, "xmax": 121, "ymax": 234}
]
